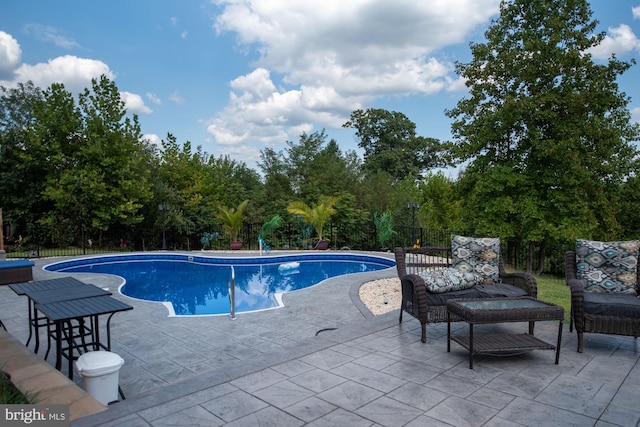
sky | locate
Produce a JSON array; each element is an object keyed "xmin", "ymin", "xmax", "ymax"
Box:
[{"xmin": 2, "ymin": 0, "xmax": 640, "ymax": 173}]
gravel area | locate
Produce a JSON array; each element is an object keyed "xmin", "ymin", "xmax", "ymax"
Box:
[{"xmin": 359, "ymin": 277, "xmax": 401, "ymax": 315}]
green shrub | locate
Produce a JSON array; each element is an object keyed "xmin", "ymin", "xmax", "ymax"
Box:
[{"xmin": 0, "ymin": 371, "xmax": 32, "ymax": 404}]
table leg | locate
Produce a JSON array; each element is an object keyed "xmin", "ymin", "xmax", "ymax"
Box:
[
  {"xmin": 469, "ymin": 323, "xmax": 474, "ymax": 369},
  {"xmin": 45, "ymin": 321, "xmax": 52, "ymax": 359},
  {"xmin": 54, "ymin": 321, "xmax": 62, "ymax": 371},
  {"xmin": 106, "ymin": 312, "xmax": 119, "ymax": 350},
  {"xmin": 447, "ymin": 312, "xmax": 451, "ymax": 352},
  {"xmin": 66, "ymin": 320, "xmax": 74, "ymax": 380},
  {"xmin": 25, "ymin": 300, "xmax": 33, "ymax": 347},
  {"xmin": 93, "ymin": 315, "xmax": 102, "ymax": 350},
  {"xmin": 555, "ymin": 321, "xmax": 563, "ymax": 364}
]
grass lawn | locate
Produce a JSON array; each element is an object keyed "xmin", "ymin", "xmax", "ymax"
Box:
[
  {"xmin": 536, "ymin": 275, "xmax": 571, "ymax": 323},
  {"xmin": 0, "ymin": 372, "xmax": 32, "ymax": 404}
]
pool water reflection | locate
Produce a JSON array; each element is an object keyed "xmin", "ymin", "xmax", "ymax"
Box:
[{"xmin": 45, "ymin": 254, "xmax": 395, "ymax": 316}]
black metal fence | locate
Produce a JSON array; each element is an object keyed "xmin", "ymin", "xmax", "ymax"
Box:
[{"xmin": 2, "ymin": 220, "xmax": 570, "ymax": 275}]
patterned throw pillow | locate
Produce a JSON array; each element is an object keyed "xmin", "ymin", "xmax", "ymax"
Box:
[
  {"xmin": 418, "ymin": 268, "xmax": 481, "ymax": 294},
  {"xmin": 451, "ymin": 235, "xmax": 500, "ymax": 284},
  {"xmin": 576, "ymin": 239, "xmax": 640, "ymax": 295}
]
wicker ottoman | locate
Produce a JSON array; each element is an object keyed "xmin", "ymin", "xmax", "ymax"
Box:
[
  {"xmin": 0, "ymin": 259, "xmax": 35, "ymax": 285},
  {"xmin": 447, "ymin": 297, "xmax": 564, "ymax": 369}
]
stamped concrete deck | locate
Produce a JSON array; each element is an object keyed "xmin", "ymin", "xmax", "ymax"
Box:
[{"xmin": 1, "ymin": 251, "xmax": 639, "ymax": 426}]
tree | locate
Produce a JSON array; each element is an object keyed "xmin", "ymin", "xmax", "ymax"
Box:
[
  {"xmin": 343, "ymin": 108, "xmax": 445, "ymax": 182},
  {"xmin": 258, "ymin": 130, "xmax": 365, "ymax": 233},
  {"xmin": 41, "ymin": 76, "xmax": 153, "ymax": 236},
  {"xmin": 445, "ymin": 0, "xmax": 640, "ymax": 270},
  {"xmin": 419, "ymin": 171, "xmax": 463, "ymax": 231},
  {"xmin": 285, "ymin": 130, "xmax": 359, "ymax": 201},
  {"xmin": 257, "ymin": 147, "xmax": 295, "ymax": 217},
  {"xmin": 0, "ymin": 82, "xmax": 46, "ymax": 223}
]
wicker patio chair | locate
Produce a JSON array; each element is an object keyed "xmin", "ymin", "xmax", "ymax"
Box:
[
  {"xmin": 565, "ymin": 249, "xmax": 640, "ymax": 353},
  {"xmin": 395, "ymin": 245, "xmax": 537, "ymax": 343}
]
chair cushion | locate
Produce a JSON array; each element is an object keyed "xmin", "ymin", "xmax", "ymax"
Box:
[
  {"xmin": 583, "ymin": 293, "xmax": 640, "ymax": 319},
  {"xmin": 418, "ymin": 268, "xmax": 481, "ymax": 294},
  {"xmin": 425, "ymin": 287, "xmax": 482, "ymax": 306},
  {"xmin": 576, "ymin": 239, "xmax": 640, "ymax": 296},
  {"xmin": 0, "ymin": 259, "xmax": 35, "ymax": 269},
  {"xmin": 423, "ymin": 283, "xmax": 527, "ymax": 306},
  {"xmin": 451, "ymin": 235, "xmax": 500, "ymax": 284},
  {"xmin": 475, "ymin": 283, "xmax": 529, "ymax": 298}
]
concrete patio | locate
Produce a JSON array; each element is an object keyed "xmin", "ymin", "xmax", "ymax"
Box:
[{"xmin": 1, "ymin": 252, "xmax": 639, "ymax": 426}]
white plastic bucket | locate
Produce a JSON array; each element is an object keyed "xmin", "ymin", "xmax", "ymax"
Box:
[{"xmin": 75, "ymin": 351, "xmax": 124, "ymax": 405}]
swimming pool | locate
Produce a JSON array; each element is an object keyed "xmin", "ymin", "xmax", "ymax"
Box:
[{"xmin": 45, "ymin": 253, "xmax": 395, "ymax": 316}]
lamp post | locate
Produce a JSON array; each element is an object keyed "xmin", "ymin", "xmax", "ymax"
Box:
[
  {"xmin": 406, "ymin": 201, "xmax": 420, "ymax": 246},
  {"xmin": 158, "ymin": 204, "xmax": 167, "ymax": 250}
]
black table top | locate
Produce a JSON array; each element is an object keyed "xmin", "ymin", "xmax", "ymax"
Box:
[
  {"xmin": 26, "ymin": 285, "xmax": 112, "ymax": 305},
  {"xmin": 9, "ymin": 277, "xmax": 87, "ymax": 295},
  {"xmin": 36, "ymin": 295, "xmax": 133, "ymax": 322}
]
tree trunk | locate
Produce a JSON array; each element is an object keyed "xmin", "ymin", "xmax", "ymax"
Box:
[
  {"xmin": 536, "ymin": 243, "xmax": 546, "ymax": 276},
  {"xmin": 527, "ymin": 241, "xmax": 534, "ymax": 273}
]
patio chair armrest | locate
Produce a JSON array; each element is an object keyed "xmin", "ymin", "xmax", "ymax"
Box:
[
  {"xmin": 500, "ymin": 271, "xmax": 538, "ymax": 298},
  {"xmin": 568, "ymin": 278, "xmax": 586, "ymax": 328},
  {"xmin": 400, "ymin": 273, "xmax": 429, "ymax": 324}
]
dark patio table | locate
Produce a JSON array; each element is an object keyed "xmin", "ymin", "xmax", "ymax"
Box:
[
  {"xmin": 447, "ymin": 297, "xmax": 564, "ymax": 369},
  {"xmin": 36, "ymin": 295, "xmax": 133, "ymax": 380},
  {"xmin": 9, "ymin": 276, "xmax": 87, "ymax": 295},
  {"xmin": 28, "ymin": 285, "xmax": 112, "ymax": 357},
  {"xmin": 9, "ymin": 277, "xmax": 109, "ymax": 353}
]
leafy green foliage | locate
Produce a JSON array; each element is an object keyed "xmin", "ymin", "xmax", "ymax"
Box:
[
  {"xmin": 215, "ymin": 200, "xmax": 249, "ymax": 242},
  {"xmin": 0, "ymin": 82, "xmax": 46, "ymax": 221},
  {"xmin": 260, "ymin": 214, "xmax": 283, "ymax": 243},
  {"xmin": 0, "ymin": 372, "xmax": 32, "ymax": 404},
  {"xmin": 373, "ymin": 211, "xmax": 395, "ymax": 248},
  {"xmin": 446, "ymin": 0, "xmax": 640, "ymax": 253},
  {"xmin": 343, "ymin": 108, "xmax": 445, "ymax": 182},
  {"xmin": 418, "ymin": 172, "xmax": 463, "ymax": 231},
  {"xmin": 286, "ymin": 196, "xmax": 341, "ymax": 241}
]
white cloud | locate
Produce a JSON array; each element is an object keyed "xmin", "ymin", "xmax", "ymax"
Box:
[
  {"xmin": 142, "ymin": 133, "xmax": 162, "ymax": 147},
  {"xmin": 632, "ymin": 107, "xmax": 640, "ymax": 123},
  {"xmin": 0, "ymin": 31, "xmax": 22, "ymax": 80},
  {"xmin": 206, "ymin": 68, "xmax": 346, "ymax": 147},
  {"xmin": 146, "ymin": 92, "xmax": 162, "ymax": 105},
  {"xmin": 23, "ymin": 24, "xmax": 80, "ymax": 50},
  {"xmin": 207, "ymin": 0, "xmax": 500, "ymax": 150},
  {"xmin": 0, "ymin": 52, "xmax": 114, "ymax": 93},
  {"xmin": 169, "ymin": 90, "xmax": 186, "ymax": 104},
  {"xmin": 588, "ymin": 24, "xmax": 640, "ymax": 59},
  {"xmin": 633, "ymin": 6, "xmax": 640, "ymax": 19},
  {"xmin": 121, "ymin": 91, "xmax": 152, "ymax": 114}
]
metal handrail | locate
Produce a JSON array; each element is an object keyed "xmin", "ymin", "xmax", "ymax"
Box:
[{"xmin": 228, "ymin": 266, "xmax": 236, "ymax": 320}]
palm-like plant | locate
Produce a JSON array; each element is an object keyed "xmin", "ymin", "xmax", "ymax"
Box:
[
  {"xmin": 260, "ymin": 214, "xmax": 283, "ymax": 243},
  {"xmin": 373, "ymin": 211, "xmax": 396, "ymax": 250},
  {"xmin": 215, "ymin": 200, "xmax": 249, "ymax": 242},
  {"xmin": 286, "ymin": 196, "xmax": 340, "ymax": 242}
]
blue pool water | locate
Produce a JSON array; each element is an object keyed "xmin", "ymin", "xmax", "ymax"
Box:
[{"xmin": 45, "ymin": 253, "xmax": 395, "ymax": 316}]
